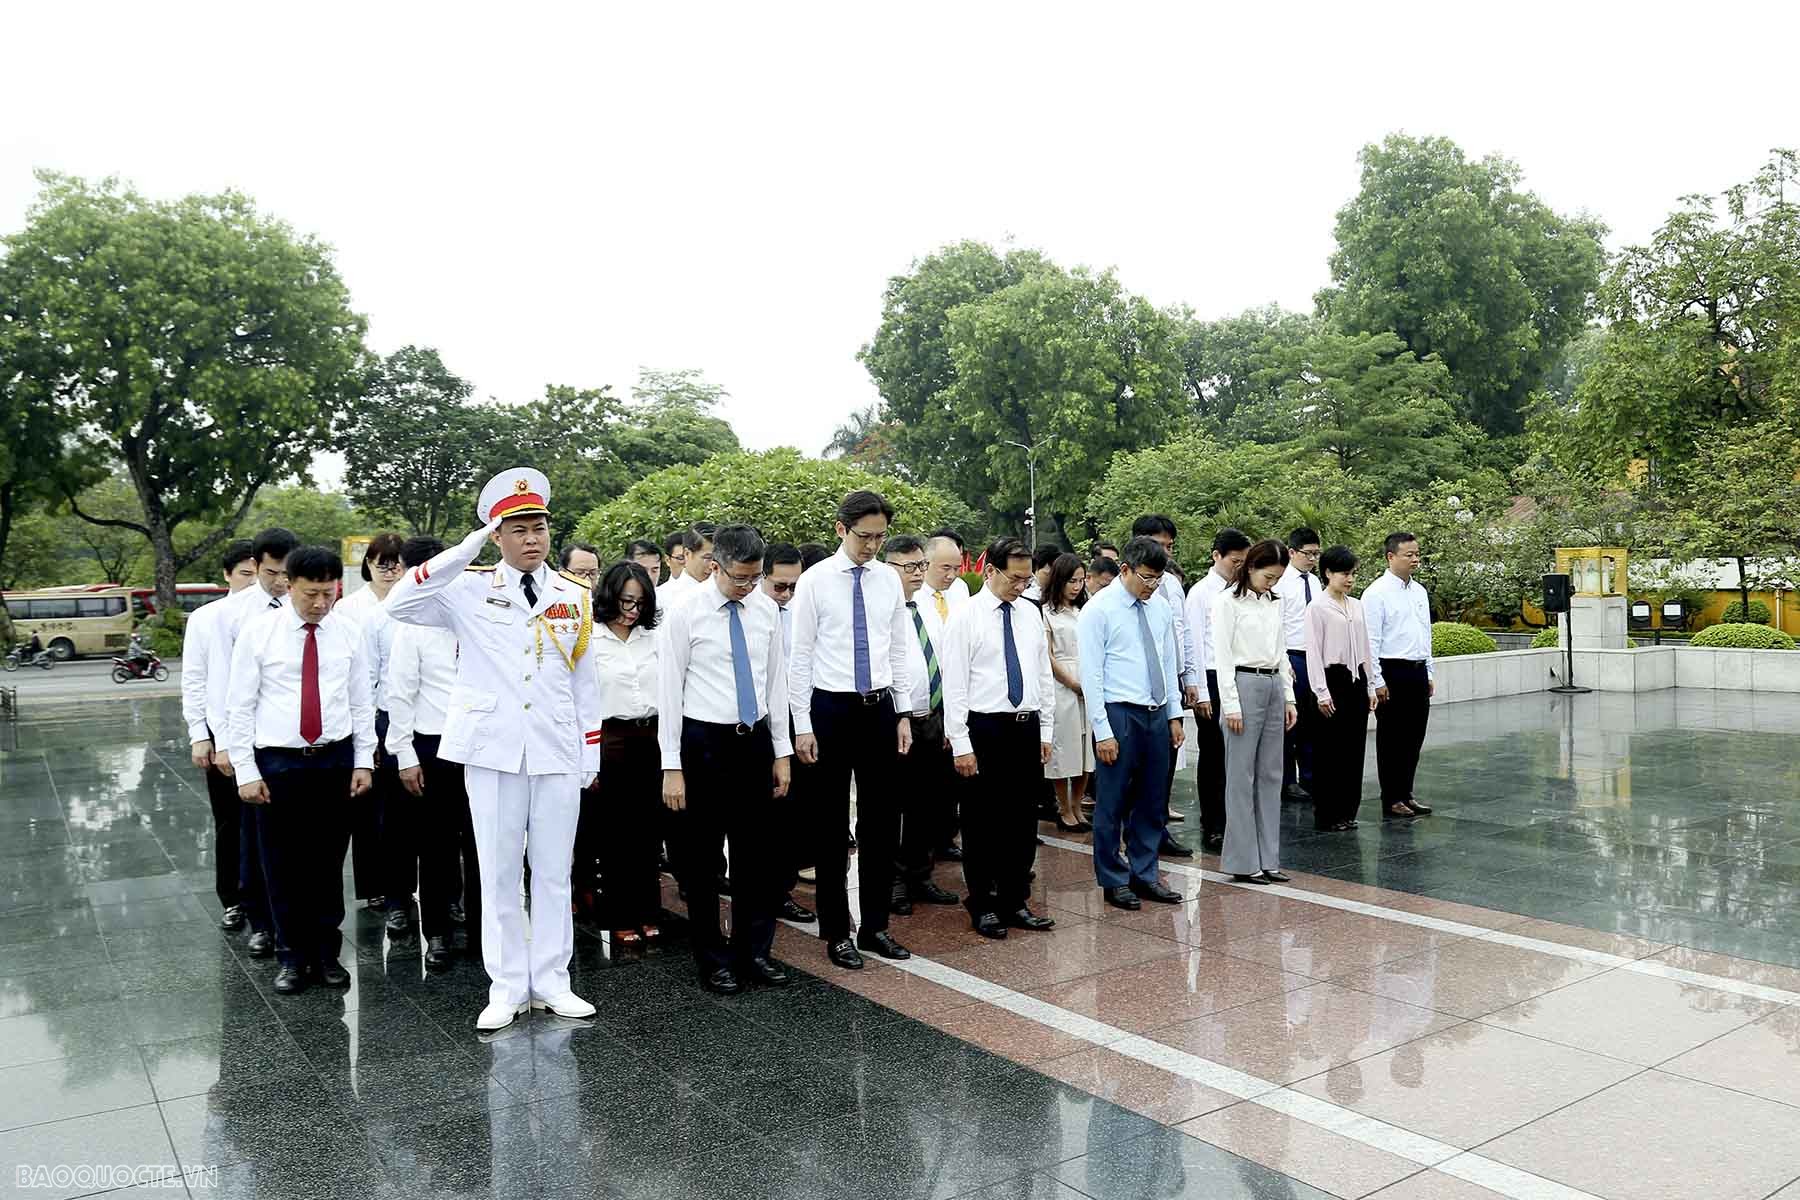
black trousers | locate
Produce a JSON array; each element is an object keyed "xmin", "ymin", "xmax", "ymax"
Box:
[
  {"xmin": 238, "ymin": 801, "xmax": 271, "ymax": 936},
  {"xmin": 809, "ymin": 690, "xmax": 901, "ymax": 942},
  {"xmin": 355, "ymin": 712, "xmax": 391, "ymax": 902},
  {"xmin": 595, "ymin": 719, "xmax": 663, "ymax": 929},
  {"xmin": 896, "ymin": 708, "xmax": 954, "ymax": 889},
  {"xmin": 1194, "ymin": 670, "xmax": 1227, "ymax": 839},
  {"xmin": 675, "ymin": 718, "xmax": 780, "ymax": 973},
  {"xmin": 399, "ymin": 733, "xmax": 474, "ymax": 942},
  {"xmin": 203, "ymin": 762, "xmax": 242, "ymax": 909},
  {"xmin": 962, "ymin": 711, "xmax": 1042, "ymax": 918},
  {"xmin": 1376, "ymin": 659, "xmax": 1431, "ymax": 804},
  {"xmin": 251, "ymin": 746, "xmax": 352, "ymax": 969},
  {"xmin": 1312, "ymin": 666, "xmax": 1371, "ymax": 829},
  {"xmin": 1284, "ymin": 650, "xmax": 1318, "ymax": 793}
]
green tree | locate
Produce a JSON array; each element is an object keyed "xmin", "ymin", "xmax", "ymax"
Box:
[
  {"xmin": 1357, "ymin": 476, "xmax": 1515, "ymax": 621},
  {"xmin": 1319, "ymin": 134, "xmax": 1606, "ymax": 436},
  {"xmin": 822, "ymin": 404, "xmax": 904, "ymax": 473},
  {"xmin": 1, "ymin": 173, "xmax": 367, "ymax": 614},
  {"xmin": 574, "ymin": 448, "xmax": 975, "ymax": 558},
  {"xmin": 0, "ymin": 508, "xmax": 69, "ymax": 590},
  {"xmin": 67, "ymin": 475, "xmax": 151, "ymax": 585},
  {"xmin": 1670, "ymin": 402, "xmax": 1800, "ymax": 614},
  {"xmin": 1176, "ymin": 304, "xmax": 1315, "ymax": 428}
]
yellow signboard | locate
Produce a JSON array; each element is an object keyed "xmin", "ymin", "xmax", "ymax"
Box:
[{"xmin": 1554, "ymin": 546, "xmax": 1628, "ymax": 597}]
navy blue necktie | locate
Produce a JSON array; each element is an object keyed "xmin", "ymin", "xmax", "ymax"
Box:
[
  {"xmin": 850, "ymin": 566, "xmax": 872, "ymax": 693},
  {"xmin": 1001, "ymin": 601, "xmax": 1023, "ymax": 707},
  {"xmin": 1303, "ymin": 573, "xmax": 1312, "ymax": 603},
  {"xmin": 727, "ymin": 601, "xmax": 757, "ymax": 726}
]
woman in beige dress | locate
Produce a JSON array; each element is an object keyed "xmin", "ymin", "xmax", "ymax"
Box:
[{"xmin": 1042, "ymin": 553, "xmax": 1094, "ymax": 831}]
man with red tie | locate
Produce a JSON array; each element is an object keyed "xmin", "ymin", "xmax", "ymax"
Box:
[{"xmin": 224, "ymin": 546, "xmax": 376, "ymax": 995}]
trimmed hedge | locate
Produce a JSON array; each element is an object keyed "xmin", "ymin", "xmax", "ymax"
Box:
[
  {"xmin": 1530, "ymin": 627, "xmax": 1559, "ymax": 649},
  {"xmin": 1432, "ymin": 621, "xmax": 1498, "ymax": 657},
  {"xmin": 1721, "ymin": 600, "xmax": 1773, "ymax": 626},
  {"xmin": 1690, "ymin": 623, "xmax": 1796, "ymax": 650}
]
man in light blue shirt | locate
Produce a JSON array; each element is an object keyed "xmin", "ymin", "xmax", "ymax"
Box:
[
  {"xmin": 1361, "ymin": 531, "xmax": 1435, "ymax": 819},
  {"xmin": 1076, "ymin": 537, "xmax": 1186, "ymax": 911}
]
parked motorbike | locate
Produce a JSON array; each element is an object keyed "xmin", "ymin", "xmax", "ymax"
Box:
[
  {"xmin": 111, "ymin": 654, "xmax": 169, "ymax": 683},
  {"xmin": 3, "ymin": 646, "xmax": 55, "ymax": 671}
]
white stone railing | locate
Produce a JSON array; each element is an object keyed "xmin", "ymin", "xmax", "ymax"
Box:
[{"xmin": 1429, "ymin": 645, "xmax": 1800, "ymax": 701}]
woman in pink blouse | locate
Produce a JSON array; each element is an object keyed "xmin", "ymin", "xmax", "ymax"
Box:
[{"xmin": 1303, "ymin": 545, "xmax": 1381, "ymax": 831}]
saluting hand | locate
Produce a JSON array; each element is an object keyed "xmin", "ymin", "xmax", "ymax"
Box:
[{"xmin": 349, "ymin": 769, "xmax": 373, "ymax": 798}]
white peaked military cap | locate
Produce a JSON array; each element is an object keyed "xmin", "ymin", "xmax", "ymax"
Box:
[{"xmin": 478, "ymin": 467, "xmax": 552, "ymax": 524}]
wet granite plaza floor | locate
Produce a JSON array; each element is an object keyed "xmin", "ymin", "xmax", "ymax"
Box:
[{"xmin": 2, "ymin": 690, "xmax": 1800, "ymax": 1200}]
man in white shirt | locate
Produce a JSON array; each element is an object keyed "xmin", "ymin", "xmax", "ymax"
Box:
[
  {"xmin": 942, "ymin": 538, "xmax": 1057, "ymax": 939},
  {"xmin": 385, "ymin": 468, "xmax": 603, "ymax": 1032},
  {"xmin": 1278, "ymin": 527, "xmax": 1323, "ymax": 805},
  {"xmin": 919, "ymin": 533, "xmax": 970, "ymax": 862},
  {"xmin": 1183, "ymin": 528, "xmax": 1251, "ymax": 854},
  {"xmin": 657, "ymin": 524, "xmax": 716, "ymax": 608},
  {"xmin": 225, "ymin": 546, "xmax": 376, "ymax": 996},
  {"xmin": 384, "ymin": 535, "xmax": 470, "ymax": 972},
  {"xmin": 658, "ymin": 525, "xmax": 793, "ymax": 995},
  {"xmin": 208, "ymin": 526, "xmax": 299, "ymax": 957},
  {"xmin": 761, "ymin": 543, "xmax": 816, "ymax": 925},
  {"xmin": 883, "ymin": 536, "xmax": 960, "ymax": 916},
  {"xmin": 181, "ymin": 538, "xmax": 259, "ymax": 934},
  {"xmin": 1363, "ymin": 532, "xmax": 1435, "ymax": 820},
  {"xmin": 335, "ymin": 532, "xmax": 406, "ymax": 929},
  {"xmin": 789, "ymin": 490, "xmax": 916, "ymax": 971}
]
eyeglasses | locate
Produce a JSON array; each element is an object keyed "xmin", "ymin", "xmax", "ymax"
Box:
[
  {"xmin": 844, "ymin": 528, "xmax": 887, "ymax": 546},
  {"xmin": 890, "ymin": 560, "xmax": 927, "ymax": 575},
  {"xmin": 618, "ymin": 595, "xmax": 643, "ymax": 610},
  {"xmin": 1002, "ymin": 571, "xmax": 1034, "ymax": 587},
  {"xmin": 721, "ymin": 569, "xmax": 762, "ymax": 588},
  {"xmin": 567, "ymin": 569, "xmax": 600, "ymax": 582},
  {"xmin": 1133, "ymin": 570, "xmax": 1164, "ymax": 588},
  {"xmin": 372, "ymin": 560, "xmax": 404, "ymax": 574},
  {"xmin": 766, "ymin": 581, "xmax": 797, "ymax": 594}
]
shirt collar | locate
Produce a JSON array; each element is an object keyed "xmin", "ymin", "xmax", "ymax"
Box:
[
  {"xmin": 1384, "ymin": 569, "xmax": 1414, "ymax": 590},
  {"xmin": 500, "ymin": 560, "xmax": 546, "ymax": 595}
]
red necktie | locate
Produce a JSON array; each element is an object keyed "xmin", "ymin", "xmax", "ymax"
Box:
[{"xmin": 300, "ymin": 623, "xmax": 322, "ymax": 744}]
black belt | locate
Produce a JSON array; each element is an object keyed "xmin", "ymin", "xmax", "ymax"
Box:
[
  {"xmin": 820, "ymin": 688, "xmax": 891, "ymax": 707},
  {"xmin": 687, "ymin": 716, "xmax": 769, "ymax": 737},
  {"xmin": 605, "ymin": 715, "xmax": 658, "ymax": 729},
  {"xmin": 1236, "ymin": 666, "xmax": 1281, "ymax": 676},
  {"xmin": 972, "ymin": 710, "xmax": 1040, "ymax": 723},
  {"xmin": 1379, "ymin": 657, "xmax": 1428, "ymax": 666}
]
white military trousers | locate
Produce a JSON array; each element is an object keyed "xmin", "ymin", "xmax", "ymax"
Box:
[{"xmin": 463, "ymin": 765, "xmax": 579, "ymax": 1008}]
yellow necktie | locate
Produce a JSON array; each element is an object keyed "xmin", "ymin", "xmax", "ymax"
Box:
[{"xmin": 934, "ymin": 590, "xmax": 949, "ymax": 622}]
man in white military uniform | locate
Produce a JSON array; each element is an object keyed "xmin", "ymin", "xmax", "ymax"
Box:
[{"xmin": 384, "ymin": 469, "xmax": 603, "ymax": 1032}]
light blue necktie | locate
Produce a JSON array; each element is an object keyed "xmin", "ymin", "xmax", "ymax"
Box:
[
  {"xmin": 1135, "ymin": 599, "xmax": 1165, "ymax": 706},
  {"xmin": 850, "ymin": 565, "xmax": 872, "ymax": 693},
  {"xmin": 1001, "ymin": 601, "xmax": 1023, "ymax": 707},
  {"xmin": 727, "ymin": 601, "xmax": 757, "ymax": 726}
]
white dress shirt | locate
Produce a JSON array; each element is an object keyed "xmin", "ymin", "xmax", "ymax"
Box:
[
  {"xmin": 1362, "ymin": 570, "xmax": 1435, "ymax": 689},
  {"xmin": 1210, "ymin": 588, "xmax": 1296, "ymax": 716},
  {"xmin": 224, "ymin": 607, "xmax": 377, "ymax": 787},
  {"xmin": 1183, "ymin": 568, "xmax": 1233, "ymax": 676},
  {"xmin": 657, "ymin": 582, "xmax": 794, "ymax": 770},
  {"xmin": 337, "ymin": 586, "xmax": 397, "ymax": 711},
  {"xmin": 922, "ymin": 577, "xmax": 970, "ymax": 622},
  {"xmin": 180, "ymin": 595, "xmax": 229, "ymax": 743},
  {"xmin": 896, "ymin": 598, "xmax": 946, "ymax": 717},
  {"xmin": 786, "ymin": 547, "xmax": 913, "ymax": 734},
  {"xmin": 940, "ymin": 586, "xmax": 1056, "ymax": 757},
  {"xmin": 592, "ymin": 621, "xmax": 658, "ymax": 721},
  {"xmin": 384, "ymin": 623, "xmax": 459, "ymax": 771},
  {"xmin": 1155, "ymin": 572, "xmax": 1199, "ymax": 689},
  {"xmin": 657, "ymin": 572, "xmax": 702, "ymax": 608},
  {"xmin": 207, "ymin": 582, "xmax": 287, "ymax": 745},
  {"xmin": 1277, "ymin": 564, "xmax": 1321, "ymax": 652}
]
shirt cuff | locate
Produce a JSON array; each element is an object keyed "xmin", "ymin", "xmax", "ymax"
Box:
[
  {"xmin": 354, "ymin": 750, "xmax": 375, "ymax": 772},
  {"xmin": 234, "ymin": 757, "xmax": 262, "ymax": 787},
  {"xmin": 661, "ymin": 752, "xmax": 683, "ymax": 771},
  {"xmin": 188, "ymin": 721, "xmax": 212, "ymax": 744},
  {"xmin": 949, "ymin": 735, "xmax": 974, "ymax": 757},
  {"xmin": 791, "ymin": 712, "xmax": 814, "ymax": 737},
  {"xmin": 771, "ymin": 736, "xmax": 793, "ymax": 759},
  {"xmin": 393, "ymin": 743, "xmax": 420, "ymax": 772}
]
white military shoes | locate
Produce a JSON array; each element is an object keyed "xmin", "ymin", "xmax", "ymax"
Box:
[{"xmin": 529, "ymin": 991, "xmax": 596, "ymax": 1019}]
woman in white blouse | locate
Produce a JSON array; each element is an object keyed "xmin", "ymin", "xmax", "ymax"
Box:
[
  {"xmin": 1304, "ymin": 545, "xmax": 1382, "ymax": 830},
  {"xmin": 587, "ymin": 561, "xmax": 663, "ymax": 946},
  {"xmin": 1041, "ymin": 554, "xmax": 1094, "ymax": 831},
  {"xmin": 1211, "ymin": 539, "xmax": 1298, "ymax": 884}
]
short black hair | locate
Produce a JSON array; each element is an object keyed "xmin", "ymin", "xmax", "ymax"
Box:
[
  {"xmin": 1090, "ymin": 539, "xmax": 1118, "ymax": 556},
  {"xmin": 798, "ymin": 542, "xmax": 830, "ymax": 570},
  {"xmin": 626, "ymin": 539, "xmax": 660, "ymax": 560},
  {"xmin": 401, "ymin": 536, "xmax": 445, "ymax": 568},
  {"xmin": 763, "ymin": 542, "xmax": 803, "ymax": 573},
  {"xmin": 1384, "ymin": 531, "xmax": 1419, "ymax": 557},
  {"xmin": 1288, "ymin": 527, "xmax": 1321, "ymax": 551},
  {"xmin": 252, "ymin": 527, "xmax": 299, "ymax": 567},
  {"xmin": 595, "ymin": 561, "xmax": 658, "ymax": 629},
  {"xmin": 692, "ymin": 521, "xmax": 718, "ymax": 539},
  {"xmin": 361, "ymin": 532, "xmax": 405, "ymax": 581},
  {"xmin": 663, "ymin": 530, "xmax": 688, "ymax": 555},
  {"xmin": 1089, "ymin": 556, "xmax": 1120, "ymax": 581},
  {"xmin": 681, "ymin": 527, "xmax": 711, "ymax": 553},
  {"xmin": 1121, "ymin": 536, "xmax": 1169, "ymax": 572},
  {"xmin": 1319, "ymin": 545, "xmax": 1358, "ymax": 577},
  {"xmin": 284, "ymin": 546, "xmax": 343, "ymax": 583},
  {"xmin": 220, "ymin": 539, "xmax": 256, "ymax": 574},
  {"xmin": 714, "ymin": 524, "xmax": 765, "ymax": 567},
  {"xmin": 929, "ymin": 526, "xmax": 964, "ymax": 550},
  {"xmin": 884, "ymin": 535, "xmax": 926, "ymax": 559},
  {"xmin": 985, "ymin": 537, "xmax": 1031, "ymax": 571},
  {"xmin": 1032, "ymin": 544, "xmax": 1061, "ymax": 571},
  {"xmin": 1131, "ymin": 514, "xmax": 1178, "ymax": 540},
  {"xmin": 838, "ymin": 490, "xmax": 894, "ymax": 528},
  {"xmin": 559, "ymin": 542, "xmax": 600, "ymax": 569},
  {"xmin": 1211, "ymin": 528, "xmax": 1252, "ymax": 556}
]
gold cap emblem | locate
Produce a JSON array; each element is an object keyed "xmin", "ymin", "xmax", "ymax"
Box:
[{"xmin": 513, "ymin": 479, "xmax": 530, "ymax": 494}]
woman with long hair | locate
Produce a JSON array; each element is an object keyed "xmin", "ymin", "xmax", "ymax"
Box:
[
  {"xmin": 1211, "ymin": 539, "xmax": 1298, "ymax": 884},
  {"xmin": 1041, "ymin": 553, "xmax": 1094, "ymax": 831},
  {"xmin": 1304, "ymin": 545, "xmax": 1380, "ymax": 830}
]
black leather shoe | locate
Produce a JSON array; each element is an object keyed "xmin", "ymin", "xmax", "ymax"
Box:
[
  {"xmin": 425, "ymin": 936, "xmax": 453, "ymax": 970},
  {"xmin": 219, "ymin": 904, "xmax": 246, "ymax": 932},
  {"xmin": 1131, "ymin": 879, "xmax": 1183, "ymax": 904},
  {"xmin": 748, "ymin": 957, "xmax": 790, "ymax": 986},
  {"xmin": 1159, "ymin": 835, "xmax": 1194, "ymax": 858},
  {"xmin": 912, "ymin": 881, "xmax": 959, "ymax": 905},
  {"xmin": 1282, "ymin": 784, "xmax": 1313, "ymax": 803},
  {"xmin": 889, "ymin": 893, "xmax": 914, "ymax": 916},
  {"xmin": 937, "ymin": 844, "xmax": 963, "ymax": 862},
  {"xmin": 780, "ymin": 897, "xmax": 816, "ymax": 923},
  {"xmin": 448, "ymin": 902, "xmax": 466, "ymax": 925},
  {"xmin": 1005, "ymin": 908, "xmax": 1056, "ymax": 931},
  {"xmin": 364, "ymin": 896, "xmax": 385, "ymax": 910},
  {"xmin": 1262, "ymin": 870, "xmax": 1292, "ymax": 883},
  {"xmin": 316, "ymin": 961, "xmax": 351, "ymax": 988},
  {"xmin": 1231, "ymin": 873, "xmax": 1271, "ymax": 885},
  {"xmin": 717, "ymin": 874, "xmax": 733, "ymax": 895},
  {"xmin": 385, "ymin": 908, "xmax": 412, "ymax": 938},
  {"xmin": 856, "ymin": 931, "xmax": 911, "ymax": 960},
  {"xmin": 1103, "ymin": 886, "xmax": 1141, "ymax": 911},
  {"xmin": 702, "ymin": 967, "xmax": 742, "ymax": 995},
  {"xmin": 972, "ymin": 912, "xmax": 1008, "ymax": 939},
  {"xmin": 245, "ymin": 930, "xmax": 274, "ymax": 958},
  {"xmin": 273, "ymin": 966, "xmax": 306, "ymax": 994},
  {"xmin": 1202, "ymin": 833, "xmax": 1224, "ymax": 854},
  {"xmin": 826, "ymin": 939, "xmax": 864, "ymax": 970},
  {"xmin": 1406, "ymin": 799, "xmax": 1433, "ymax": 816}
]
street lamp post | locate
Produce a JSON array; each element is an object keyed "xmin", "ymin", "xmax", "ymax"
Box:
[{"xmin": 1002, "ymin": 437, "xmax": 1057, "ymax": 549}]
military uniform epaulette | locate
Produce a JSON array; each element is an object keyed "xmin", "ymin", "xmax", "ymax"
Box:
[
  {"xmin": 466, "ymin": 565, "xmax": 497, "ymax": 572},
  {"xmin": 557, "ymin": 570, "xmax": 593, "ymax": 588}
]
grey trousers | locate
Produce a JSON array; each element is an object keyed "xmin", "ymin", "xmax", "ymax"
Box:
[{"xmin": 1221, "ymin": 672, "xmax": 1285, "ymax": 875}]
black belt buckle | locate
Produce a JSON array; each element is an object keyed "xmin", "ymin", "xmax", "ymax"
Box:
[
  {"xmin": 300, "ymin": 743, "xmax": 327, "ymax": 757},
  {"xmin": 857, "ymin": 689, "xmax": 887, "ymax": 707}
]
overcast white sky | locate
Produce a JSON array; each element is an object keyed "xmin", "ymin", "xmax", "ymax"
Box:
[{"xmin": 6, "ymin": 1, "xmax": 1797, "ymax": 470}]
